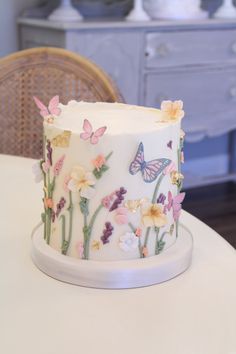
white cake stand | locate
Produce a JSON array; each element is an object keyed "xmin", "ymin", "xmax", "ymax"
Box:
[{"xmin": 31, "ymin": 222, "xmax": 193, "ymax": 289}]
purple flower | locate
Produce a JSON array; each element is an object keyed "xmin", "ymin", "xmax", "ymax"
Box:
[
  {"xmin": 46, "ymin": 140, "xmax": 53, "ymax": 166},
  {"xmin": 101, "ymin": 222, "xmax": 114, "ymax": 245},
  {"xmin": 157, "ymin": 193, "xmax": 166, "ymax": 205},
  {"xmin": 55, "ymin": 197, "xmax": 66, "ymax": 217},
  {"xmin": 109, "ymin": 187, "xmax": 127, "ymax": 212}
]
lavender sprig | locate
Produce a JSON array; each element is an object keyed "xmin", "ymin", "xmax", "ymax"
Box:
[
  {"xmin": 109, "ymin": 187, "xmax": 127, "ymax": 212},
  {"xmin": 101, "ymin": 222, "xmax": 114, "ymax": 245},
  {"xmin": 46, "ymin": 140, "xmax": 53, "ymax": 166},
  {"xmin": 56, "ymin": 197, "xmax": 66, "ymax": 217}
]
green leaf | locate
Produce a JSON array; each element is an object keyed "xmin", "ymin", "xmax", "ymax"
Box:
[
  {"xmin": 83, "ymin": 225, "xmax": 91, "ymax": 240},
  {"xmin": 41, "ymin": 212, "xmax": 46, "ymax": 223},
  {"xmin": 157, "ymin": 240, "xmax": 166, "ymax": 253},
  {"xmin": 61, "ymin": 240, "xmax": 69, "ymax": 254},
  {"xmin": 79, "ymin": 197, "xmax": 89, "ymax": 216},
  {"xmin": 93, "ymin": 164, "xmax": 109, "ymax": 179},
  {"xmin": 170, "ymin": 224, "xmax": 174, "ymax": 235}
]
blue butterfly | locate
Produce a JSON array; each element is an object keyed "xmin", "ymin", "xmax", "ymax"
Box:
[{"xmin": 129, "ymin": 142, "xmax": 171, "ymax": 183}]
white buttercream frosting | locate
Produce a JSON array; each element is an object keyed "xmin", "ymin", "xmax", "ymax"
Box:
[{"xmin": 48, "ymin": 101, "xmax": 177, "ymax": 135}]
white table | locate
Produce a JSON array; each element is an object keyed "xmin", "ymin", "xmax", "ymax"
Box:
[{"xmin": 1, "ymin": 155, "xmax": 236, "ymax": 354}]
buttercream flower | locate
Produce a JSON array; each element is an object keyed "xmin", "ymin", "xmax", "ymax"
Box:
[
  {"xmin": 63, "ymin": 175, "xmax": 71, "ymax": 192},
  {"xmin": 119, "ymin": 232, "xmax": 139, "ymax": 252},
  {"xmin": 124, "ymin": 198, "xmax": 147, "ymax": 213},
  {"xmin": 32, "ymin": 160, "xmax": 43, "ymax": 183},
  {"xmin": 141, "ymin": 202, "xmax": 167, "ymax": 228},
  {"xmin": 92, "ymin": 240, "xmax": 101, "ymax": 251},
  {"xmin": 76, "ymin": 241, "xmax": 84, "ymax": 258},
  {"xmin": 135, "ymin": 228, "xmax": 142, "ymax": 237},
  {"xmin": 170, "ymin": 171, "xmax": 184, "ymax": 186},
  {"xmin": 92, "ymin": 154, "xmax": 106, "ymax": 171},
  {"xmin": 44, "ymin": 198, "xmax": 54, "ymax": 209},
  {"xmin": 68, "ymin": 165, "xmax": 95, "ymax": 199},
  {"xmin": 53, "ymin": 155, "xmax": 65, "ymax": 176},
  {"xmin": 161, "ymin": 100, "xmax": 185, "ymax": 122},
  {"xmin": 114, "ymin": 207, "xmax": 128, "ymax": 225},
  {"xmin": 142, "ymin": 246, "xmax": 148, "ymax": 258},
  {"xmin": 163, "ymin": 161, "xmax": 176, "ymax": 175}
]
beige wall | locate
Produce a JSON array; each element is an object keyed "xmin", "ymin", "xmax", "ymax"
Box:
[{"xmin": 0, "ymin": 0, "xmax": 40, "ymax": 57}]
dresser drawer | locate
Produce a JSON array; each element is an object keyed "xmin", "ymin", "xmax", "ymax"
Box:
[
  {"xmin": 144, "ymin": 68, "xmax": 236, "ymax": 139},
  {"xmin": 145, "ymin": 30, "xmax": 236, "ymax": 69}
]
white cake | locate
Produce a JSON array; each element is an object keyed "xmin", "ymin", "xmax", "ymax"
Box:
[{"xmin": 33, "ymin": 98, "xmax": 186, "ymax": 266}]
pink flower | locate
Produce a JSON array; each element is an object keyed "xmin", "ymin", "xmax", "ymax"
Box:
[
  {"xmin": 135, "ymin": 228, "xmax": 142, "ymax": 237},
  {"xmin": 163, "ymin": 161, "xmax": 176, "ymax": 175},
  {"xmin": 75, "ymin": 241, "xmax": 84, "ymax": 259},
  {"xmin": 114, "ymin": 207, "xmax": 128, "ymax": 225},
  {"xmin": 92, "ymin": 154, "xmax": 106, "ymax": 171},
  {"xmin": 101, "ymin": 192, "xmax": 116, "ymax": 209},
  {"xmin": 63, "ymin": 175, "xmax": 71, "ymax": 192},
  {"xmin": 160, "ymin": 100, "xmax": 185, "ymax": 122},
  {"xmin": 53, "ymin": 155, "xmax": 65, "ymax": 176}
]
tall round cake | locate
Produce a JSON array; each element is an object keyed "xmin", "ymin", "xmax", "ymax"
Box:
[{"xmin": 32, "ymin": 97, "xmax": 191, "ymax": 288}]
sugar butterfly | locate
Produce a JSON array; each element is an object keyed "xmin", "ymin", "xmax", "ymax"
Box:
[
  {"xmin": 33, "ymin": 95, "xmax": 61, "ymax": 118},
  {"xmin": 80, "ymin": 119, "xmax": 107, "ymax": 145},
  {"xmin": 164, "ymin": 191, "xmax": 185, "ymax": 221},
  {"xmin": 129, "ymin": 142, "xmax": 171, "ymax": 183},
  {"xmin": 52, "ymin": 130, "xmax": 71, "ymax": 148}
]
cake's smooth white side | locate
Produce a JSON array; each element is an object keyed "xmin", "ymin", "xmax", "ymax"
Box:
[{"xmin": 43, "ymin": 101, "xmax": 181, "ymax": 261}]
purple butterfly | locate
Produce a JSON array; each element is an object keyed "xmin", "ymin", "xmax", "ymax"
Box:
[
  {"xmin": 167, "ymin": 140, "xmax": 173, "ymax": 149},
  {"xmin": 157, "ymin": 193, "xmax": 166, "ymax": 205},
  {"xmin": 129, "ymin": 142, "xmax": 171, "ymax": 183}
]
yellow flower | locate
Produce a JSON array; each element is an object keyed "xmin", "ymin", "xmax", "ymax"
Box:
[
  {"xmin": 141, "ymin": 202, "xmax": 167, "ymax": 228},
  {"xmin": 91, "ymin": 240, "xmax": 101, "ymax": 251},
  {"xmin": 68, "ymin": 165, "xmax": 95, "ymax": 199},
  {"xmin": 124, "ymin": 198, "xmax": 147, "ymax": 213},
  {"xmin": 171, "ymin": 171, "xmax": 184, "ymax": 186},
  {"xmin": 160, "ymin": 100, "xmax": 185, "ymax": 122}
]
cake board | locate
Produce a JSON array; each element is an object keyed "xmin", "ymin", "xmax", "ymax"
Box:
[{"xmin": 31, "ymin": 222, "xmax": 193, "ymax": 289}]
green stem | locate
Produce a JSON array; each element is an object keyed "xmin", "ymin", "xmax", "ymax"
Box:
[
  {"xmin": 144, "ymin": 173, "xmax": 165, "ymax": 250},
  {"xmin": 46, "ymin": 209, "xmax": 52, "ymax": 244},
  {"xmin": 84, "ymin": 204, "xmax": 103, "ymax": 260},
  {"xmin": 128, "ymin": 222, "xmax": 142, "ymax": 258},
  {"xmin": 105, "ymin": 151, "xmax": 113, "ymax": 161},
  {"xmin": 67, "ymin": 191, "xmax": 73, "ymax": 252},
  {"xmin": 60, "ymin": 214, "xmax": 66, "ymax": 253},
  {"xmin": 155, "ymin": 227, "xmax": 160, "ymax": 255}
]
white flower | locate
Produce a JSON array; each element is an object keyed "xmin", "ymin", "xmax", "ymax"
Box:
[
  {"xmin": 68, "ymin": 165, "xmax": 96, "ymax": 199},
  {"xmin": 119, "ymin": 232, "xmax": 139, "ymax": 252},
  {"xmin": 32, "ymin": 160, "xmax": 43, "ymax": 183}
]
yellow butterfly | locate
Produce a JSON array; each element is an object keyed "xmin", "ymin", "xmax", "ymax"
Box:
[{"xmin": 51, "ymin": 130, "xmax": 71, "ymax": 148}]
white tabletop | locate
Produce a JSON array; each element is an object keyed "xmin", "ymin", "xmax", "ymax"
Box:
[{"xmin": 1, "ymin": 154, "xmax": 236, "ymax": 354}]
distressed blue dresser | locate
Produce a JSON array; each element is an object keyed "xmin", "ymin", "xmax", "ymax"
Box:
[{"xmin": 18, "ymin": 17, "xmax": 236, "ymax": 187}]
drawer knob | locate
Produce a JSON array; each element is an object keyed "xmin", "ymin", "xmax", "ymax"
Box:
[
  {"xmin": 229, "ymin": 86, "xmax": 236, "ymax": 98},
  {"xmin": 156, "ymin": 43, "xmax": 169, "ymax": 57},
  {"xmin": 231, "ymin": 42, "xmax": 236, "ymax": 54}
]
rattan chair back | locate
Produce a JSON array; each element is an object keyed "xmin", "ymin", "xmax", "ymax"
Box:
[{"xmin": 0, "ymin": 47, "xmax": 124, "ymax": 158}]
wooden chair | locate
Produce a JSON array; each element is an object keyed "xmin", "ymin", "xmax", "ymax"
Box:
[{"xmin": 0, "ymin": 47, "xmax": 124, "ymax": 159}]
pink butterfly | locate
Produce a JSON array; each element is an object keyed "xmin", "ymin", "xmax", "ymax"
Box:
[
  {"xmin": 33, "ymin": 96, "xmax": 61, "ymax": 118},
  {"xmin": 80, "ymin": 119, "xmax": 107, "ymax": 145},
  {"xmin": 164, "ymin": 191, "xmax": 185, "ymax": 221}
]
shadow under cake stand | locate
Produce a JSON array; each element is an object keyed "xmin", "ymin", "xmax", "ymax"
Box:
[{"xmin": 31, "ymin": 221, "xmax": 193, "ymax": 289}]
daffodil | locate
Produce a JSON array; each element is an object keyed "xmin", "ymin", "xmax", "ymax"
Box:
[
  {"xmin": 68, "ymin": 165, "xmax": 96, "ymax": 199},
  {"xmin": 160, "ymin": 100, "xmax": 185, "ymax": 122},
  {"xmin": 141, "ymin": 202, "xmax": 167, "ymax": 228}
]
